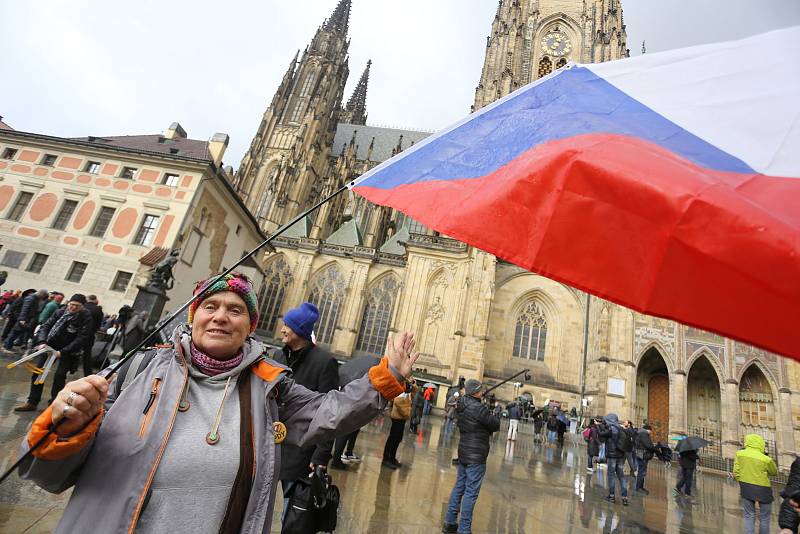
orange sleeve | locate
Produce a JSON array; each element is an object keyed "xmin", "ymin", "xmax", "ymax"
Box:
[
  {"xmin": 28, "ymin": 406, "xmax": 103, "ymax": 461},
  {"xmin": 368, "ymin": 357, "xmax": 406, "ymax": 400}
]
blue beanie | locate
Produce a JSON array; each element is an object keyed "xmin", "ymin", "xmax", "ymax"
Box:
[{"xmin": 283, "ymin": 302, "xmax": 319, "ymax": 341}]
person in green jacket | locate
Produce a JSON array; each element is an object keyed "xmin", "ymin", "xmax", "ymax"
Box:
[
  {"xmin": 38, "ymin": 292, "xmax": 63, "ymax": 324},
  {"xmin": 734, "ymin": 433, "xmax": 778, "ymax": 534}
]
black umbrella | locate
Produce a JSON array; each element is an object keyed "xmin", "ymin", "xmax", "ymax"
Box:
[
  {"xmin": 675, "ymin": 436, "xmax": 710, "ymax": 453},
  {"xmin": 338, "ymin": 355, "xmax": 381, "ymax": 386}
]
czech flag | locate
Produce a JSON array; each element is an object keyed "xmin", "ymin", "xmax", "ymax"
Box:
[{"xmin": 351, "ymin": 27, "xmax": 800, "ymax": 359}]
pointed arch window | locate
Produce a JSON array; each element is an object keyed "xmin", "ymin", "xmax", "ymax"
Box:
[
  {"xmin": 355, "ymin": 276, "xmax": 399, "ymax": 355},
  {"xmin": 300, "ymin": 72, "xmax": 316, "ymax": 97},
  {"xmin": 556, "ymin": 58, "xmax": 567, "ymax": 69},
  {"xmin": 512, "ymin": 301, "xmax": 548, "ymax": 361},
  {"xmin": 289, "ymin": 100, "xmax": 305, "ymax": 123},
  {"xmin": 256, "ymin": 257, "xmax": 293, "ymax": 335},
  {"xmin": 308, "ymin": 266, "xmax": 347, "ymax": 345},
  {"xmin": 537, "ymin": 57, "xmax": 553, "ymax": 79}
]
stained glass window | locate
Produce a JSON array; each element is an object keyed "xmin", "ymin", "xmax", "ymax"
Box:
[{"xmin": 512, "ymin": 300, "xmax": 548, "ymax": 361}]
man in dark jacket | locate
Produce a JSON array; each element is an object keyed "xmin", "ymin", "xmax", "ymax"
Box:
[
  {"xmin": 14, "ymin": 294, "xmax": 93, "ymax": 412},
  {"xmin": 598, "ymin": 413, "xmax": 629, "ymax": 505},
  {"xmin": 3, "ymin": 289, "xmax": 47, "ymax": 350},
  {"xmin": 634, "ymin": 424, "xmax": 657, "ymax": 494},
  {"xmin": 271, "ymin": 302, "xmax": 339, "ymax": 521},
  {"xmin": 443, "ymin": 379, "xmax": 500, "ymax": 534},
  {"xmin": 507, "ymin": 401, "xmax": 521, "ymax": 441},
  {"xmin": 779, "ymin": 457, "xmax": 800, "ymax": 533},
  {"xmin": 81, "ymin": 295, "xmax": 104, "ymax": 376}
]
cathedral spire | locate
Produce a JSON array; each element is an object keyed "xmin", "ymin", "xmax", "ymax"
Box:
[
  {"xmin": 324, "ymin": 0, "xmax": 351, "ymax": 35},
  {"xmin": 341, "ymin": 59, "xmax": 370, "ymax": 125}
]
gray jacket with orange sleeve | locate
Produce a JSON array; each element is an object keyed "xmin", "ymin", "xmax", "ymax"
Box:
[{"xmin": 17, "ymin": 326, "xmax": 405, "ymax": 534}]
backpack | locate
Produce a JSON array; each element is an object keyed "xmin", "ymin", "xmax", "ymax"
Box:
[
  {"xmin": 582, "ymin": 427, "xmax": 592, "ymax": 441},
  {"xmin": 616, "ymin": 426, "xmax": 633, "ymax": 453}
]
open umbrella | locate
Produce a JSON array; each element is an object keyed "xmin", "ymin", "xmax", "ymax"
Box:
[
  {"xmin": 350, "ymin": 27, "xmax": 800, "ymax": 360},
  {"xmin": 675, "ymin": 436, "xmax": 710, "ymax": 453},
  {"xmin": 338, "ymin": 355, "xmax": 380, "ymax": 386},
  {"xmin": 423, "ymin": 382, "xmax": 437, "ymax": 389}
]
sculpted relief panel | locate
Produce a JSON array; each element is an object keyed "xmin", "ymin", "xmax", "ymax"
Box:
[{"xmin": 634, "ymin": 314, "xmax": 675, "ymax": 358}]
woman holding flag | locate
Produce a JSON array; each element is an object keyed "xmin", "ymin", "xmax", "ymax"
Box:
[{"xmin": 16, "ymin": 272, "xmax": 419, "ymax": 533}]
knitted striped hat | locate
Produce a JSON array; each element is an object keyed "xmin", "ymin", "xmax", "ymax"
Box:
[{"xmin": 188, "ymin": 273, "xmax": 259, "ymax": 333}]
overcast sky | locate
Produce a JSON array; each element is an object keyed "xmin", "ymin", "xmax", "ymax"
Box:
[{"xmin": 2, "ymin": 1, "xmax": 798, "ymax": 168}]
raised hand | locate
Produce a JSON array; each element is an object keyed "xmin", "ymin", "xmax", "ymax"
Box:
[
  {"xmin": 51, "ymin": 376, "xmax": 108, "ymax": 437},
  {"xmin": 385, "ymin": 332, "xmax": 420, "ymax": 379}
]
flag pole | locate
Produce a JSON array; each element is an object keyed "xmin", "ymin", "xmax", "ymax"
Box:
[{"xmin": 0, "ymin": 182, "xmax": 350, "ymax": 485}]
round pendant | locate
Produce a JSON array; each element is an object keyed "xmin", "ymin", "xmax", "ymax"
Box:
[
  {"xmin": 178, "ymin": 400, "xmax": 190, "ymax": 412},
  {"xmin": 206, "ymin": 432, "xmax": 220, "ymax": 445},
  {"xmin": 273, "ymin": 421, "xmax": 287, "ymax": 444}
]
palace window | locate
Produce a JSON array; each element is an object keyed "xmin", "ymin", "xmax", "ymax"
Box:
[
  {"xmin": 0, "ymin": 250, "xmax": 25, "ymax": 269},
  {"xmin": 26, "ymin": 253, "xmax": 49, "ymax": 274},
  {"xmin": 1, "ymin": 148, "xmax": 17, "ymax": 159},
  {"xmin": 84, "ymin": 161, "xmax": 101, "ymax": 174},
  {"xmin": 41, "ymin": 154, "xmax": 57, "ymax": 166},
  {"xmin": 52, "ymin": 199, "xmax": 78, "ymax": 230},
  {"xmin": 120, "ymin": 166, "xmax": 138, "ymax": 179},
  {"xmin": 556, "ymin": 58, "xmax": 567, "ymax": 69},
  {"xmin": 89, "ymin": 206, "xmax": 116, "ymax": 238},
  {"xmin": 512, "ymin": 300, "xmax": 548, "ymax": 361},
  {"xmin": 133, "ymin": 214, "xmax": 160, "ymax": 246},
  {"xmin": 6, "ymin": 191, "xmax": 34, "ymax": 221},
  {"xmin": 537, "ymin": 57, "xmax": 553, "ymax": 78},
  {"xmin": 355, "ymin": 276, "xmax": 399, "ymax": 355},
  {"xmin": 256, "ymin": 257, "xmax": 293, "ymax": 335},
  {"xmin": 65, "ymin": 261, "xmax": 88, "ymax": 283},
  {"xmin": 162, "ymin": 173, "xmax": 180, "ymax": 187},
  {"xmin": 307, "ymin": 266, "xmax": 346, "ymax": 345},
  {"xmin": 111, "ymin": 271, "xmax": 133, "ymax": 292}
]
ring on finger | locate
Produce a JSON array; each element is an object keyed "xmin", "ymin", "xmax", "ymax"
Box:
[
  {"xmin": 66, "ymin": 391, "xmax": 78, "ymax": 406},
  {"xmin": 62, "ymin": 405, "xmax": 70, "ymax": 415}
]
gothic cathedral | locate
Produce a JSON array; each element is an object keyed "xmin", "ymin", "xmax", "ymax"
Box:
[{"xmin": 233, "ymin": 0, "xmax": 798, "ymax": 469}]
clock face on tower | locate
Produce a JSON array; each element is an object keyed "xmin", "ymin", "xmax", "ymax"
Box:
[{"xmin": 541, "ymin": 31, "xmax": 572, "ymax": 57}]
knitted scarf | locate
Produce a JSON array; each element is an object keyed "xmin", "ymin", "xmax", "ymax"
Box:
[{"xmin": 189, "ymin": 342, "xmax": 243, "ymax": 376}]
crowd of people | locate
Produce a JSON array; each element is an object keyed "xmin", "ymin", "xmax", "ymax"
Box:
[{"xmin": 2, "ymin": 278, "xmax": 800, "ymax": 534}]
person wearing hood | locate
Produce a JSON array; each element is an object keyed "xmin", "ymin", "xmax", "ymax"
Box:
[
  {"xmin": 735, "ymin": 433, "xmax": 778, "ymax": 534},
  {"xmin": 598, "ymin": 413, "xmax": 630, "ymax": 506},
  {"xmin": 442, "ymin": 379, "xmax": 500, "ymax": 534},
  {"xmin": 16, "ymin": 272, "xmax": 419, "ymax": 533}
]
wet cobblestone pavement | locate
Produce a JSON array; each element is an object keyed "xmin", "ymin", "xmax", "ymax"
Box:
[{"xmin": 0, "ymin": 353, "xmax": 786, "ymax": 533}]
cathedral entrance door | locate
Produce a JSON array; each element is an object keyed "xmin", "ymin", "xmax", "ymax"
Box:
[{"xmin": 647, "ymin": 375, "xmax": 670, "ymax": 443}]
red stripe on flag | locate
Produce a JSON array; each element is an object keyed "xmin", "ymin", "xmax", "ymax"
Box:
[{"xmin": 354, "ymin": 133, "xmax": 800, "ymax": 358}]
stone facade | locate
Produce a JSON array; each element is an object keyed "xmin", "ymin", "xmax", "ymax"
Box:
[
  {"xmin": 236, "ymin": 0, "xmax": 797, "ymax": 470},
  {"xmin": 0, "ymin": 124, "xmax": 265, "ymax": 320}
]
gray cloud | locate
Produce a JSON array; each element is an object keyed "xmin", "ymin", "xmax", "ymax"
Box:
[{"xmin": 1, "ymin": 1, "xmax": 798, "ymax": 168}]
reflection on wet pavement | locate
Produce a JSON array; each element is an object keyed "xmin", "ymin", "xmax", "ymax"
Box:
[{"xmin": 0, "ymin": 357, "xmax": 786, "ymax": 533}]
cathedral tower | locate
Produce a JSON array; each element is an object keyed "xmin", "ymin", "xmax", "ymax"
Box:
[
  {"xmin": 234, "ymin": 0, "xmax": 352, "ymax": 233},
  {"xmin": 339, "ymin": 59, "xmax": 371, "ymax": 126},
  {"xmin": 473, "ymin": 0, "xmax": 628, "ymax": 110}
]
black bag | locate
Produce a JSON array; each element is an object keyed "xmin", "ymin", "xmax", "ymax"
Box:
[{"xmin": 282, "ymin": 468, "xmax": 340, "ymax": 534}]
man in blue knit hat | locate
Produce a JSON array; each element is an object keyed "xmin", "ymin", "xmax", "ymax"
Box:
[{"xmin": 271, "ymin": 302, "xmax": 340, "ymax": 522}]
